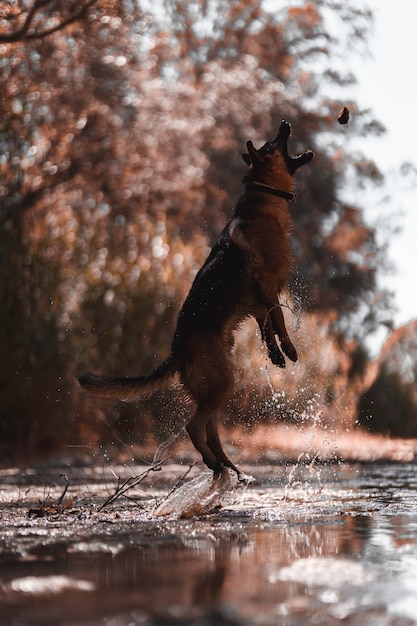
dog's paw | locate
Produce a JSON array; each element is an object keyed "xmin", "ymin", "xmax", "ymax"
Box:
[
  {"xmin": 268, "ymin": 346, "xmax": 286, "ymax": 368},
  {"xmin": 237, "ymin": 472, "xmax": 256, "ymax": 486},
  {"xmin": 281, "ymin": 337, "xmax": 297, "ymax": 362}
]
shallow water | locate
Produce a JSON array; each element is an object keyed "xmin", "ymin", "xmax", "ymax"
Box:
[{"xmin": 1, "ymin": 462, "xmax": 417, "ymax": 625}]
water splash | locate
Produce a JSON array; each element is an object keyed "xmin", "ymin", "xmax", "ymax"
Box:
[
  {"xmin": 153, "ymin": 469, "xmax": 234, "ymax": 518},
  {"xmin": 261, "ymin": 355, "xmax": 343, "ymax": 506}
]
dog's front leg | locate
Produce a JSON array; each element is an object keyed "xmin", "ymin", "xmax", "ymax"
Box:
[
  {"xmin": 254, "ymin": 280, "xmax": 297, "ymax": 363},
  {"xmin": 256, "ymin": 315, "xmax": 285, "ymax": 368},
  {"xmin": 269, "ymin": 304, "xmax": 297, "ymax": 363}
]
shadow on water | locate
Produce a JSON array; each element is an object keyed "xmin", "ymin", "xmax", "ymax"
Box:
[{"xmin": 1, "ymin": 462, "xmax": 417, "ymax": 625}]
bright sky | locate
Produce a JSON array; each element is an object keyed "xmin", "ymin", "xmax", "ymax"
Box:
[{"xmin": 354, "ymin": 1, "xmax": 417, "ymax": 329}]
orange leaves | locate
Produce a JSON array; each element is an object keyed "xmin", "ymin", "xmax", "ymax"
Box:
[
  {"xmin": 287, "ymin": 3, "xmax": 321, "ymax": 29},
  {"xmin": 326, "ymin": 206, "xmax": 372, "ymax": 262}
]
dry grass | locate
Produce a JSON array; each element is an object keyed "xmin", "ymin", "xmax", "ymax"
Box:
[
  {"xmin": 144, "ymin": 423, "xmax": 417, "ymax": 467},
  {"xmin": 223, "ymin": 424, "xmax": 417, "ymax": 464}
]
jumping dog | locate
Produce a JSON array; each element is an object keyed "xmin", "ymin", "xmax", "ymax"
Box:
[{"xmin": 78, "ymin": 120, "xmax": 313, "ymax": 479}]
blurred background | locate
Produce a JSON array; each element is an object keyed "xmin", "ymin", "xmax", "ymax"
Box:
[{"xmin": 1, "ymin": 0, "xmax": 416, "ymax": 464}]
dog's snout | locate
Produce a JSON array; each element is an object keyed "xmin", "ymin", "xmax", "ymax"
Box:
[{"xmin": 273, "ymin": 120, "xmax": 291, "ymax": 144}]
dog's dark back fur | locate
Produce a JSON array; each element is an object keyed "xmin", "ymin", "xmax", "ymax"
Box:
[{"xmin": 78, "ymin": 121, "xmax": 313, "ymax": 478}]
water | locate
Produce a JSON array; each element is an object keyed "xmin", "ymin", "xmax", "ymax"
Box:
[{"xmin": 1, "ymin": 462, "xmax": 417, "ymax": 625}]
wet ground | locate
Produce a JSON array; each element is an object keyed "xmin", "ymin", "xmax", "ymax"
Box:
[{"xmin": 1, "ymin": 460, "xmax": 417, "ymax": 625}]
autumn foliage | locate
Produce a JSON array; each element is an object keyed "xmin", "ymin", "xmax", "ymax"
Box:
[{"xmin": 0, "ymin": 1, "xmax": 414, "ymax": 462}]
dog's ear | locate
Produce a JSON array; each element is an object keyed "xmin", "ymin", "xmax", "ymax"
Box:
[
  {"xmin": 242, "ymin": 153, "xmax": 251, "ymax": 166},
  {"xmin": 245, "ymin": 140, "xmax": 263, "ymax": 165}
]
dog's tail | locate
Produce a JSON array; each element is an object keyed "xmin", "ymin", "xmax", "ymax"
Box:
[{"xmin": 77, "ymin": 356, "xmax": 176, "ymax": 402}]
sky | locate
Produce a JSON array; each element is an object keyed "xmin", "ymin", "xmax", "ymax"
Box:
[{"xmin": 353, "ymin": 1, "xmax": 417, "ymax": 329}]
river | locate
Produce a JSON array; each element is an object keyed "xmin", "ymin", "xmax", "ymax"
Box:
[{"xmin": 1, "ymin": 461, "xmax": 417, "ymax": 625}]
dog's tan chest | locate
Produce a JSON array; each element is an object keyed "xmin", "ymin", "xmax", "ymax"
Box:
[{"xmin": 229, "ymin": 214, "xmax": 292, "ymax": 277}]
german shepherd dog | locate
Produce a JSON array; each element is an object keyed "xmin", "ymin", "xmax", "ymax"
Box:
[{"xmin": 78, "ymin": 121, "xmax": 313, "ymax": 479}]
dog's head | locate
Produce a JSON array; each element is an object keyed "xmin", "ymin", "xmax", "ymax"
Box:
[{"xmin": 242, "ymin": 120, "xmax": 313, "ymax": 185}]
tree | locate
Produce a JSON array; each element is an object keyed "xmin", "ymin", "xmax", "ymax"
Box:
[
  {"xmin": 358, "ymin": 321, "xmax": 417, "ymax": 437},
  {"xmin": 0, "ymin": 0, "xmax": 395, "ymax": 460},
  {"xmin": 144, "ymin": 0, "xmax": 389, "ymax": 339},
  {"xmin": 0, "ymin": 0, "xmax": 147, "ymax": 458},
  {"xmin": 0, "ymin": 1, "xmax": 97, "ymax": 43}
]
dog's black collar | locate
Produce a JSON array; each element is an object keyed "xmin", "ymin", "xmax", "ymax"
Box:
[{"xmin": 245, "ymin": 181, "xmax": 296, "ymax": 202}]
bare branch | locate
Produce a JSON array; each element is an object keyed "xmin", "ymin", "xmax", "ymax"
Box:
[
  {"xmin": 98, "ymin": 459, "xmax": 168, "ymax": 511},
  {"xmin": 158, "ymin": 462, "xmax": 196, "ymax": 503},
  {"xmin": 0, "ymin": 0, "xmax": 41, "ymax": 43},
  {"xmin": 56, "ymin": 473, "xmax": 69, "ymax": 505},
  {"xmin": 0, "ymin": 0, "xmax": 97, "ymax": 43},
  {"xmin": 27, "ymin": 0, "xmax": 98, "ymax": 39}
]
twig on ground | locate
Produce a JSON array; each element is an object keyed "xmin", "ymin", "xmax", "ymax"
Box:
[
  {"xmin": 57, "ymin": 473, "xmax": 69, "ymax": 505},
  {"xmin": 97, "ymin": 458, "xmax": 168, "ymax": 511},
  {"xmin": 28, "ymin": 474, "xmax": 74, "ymax": 518}
]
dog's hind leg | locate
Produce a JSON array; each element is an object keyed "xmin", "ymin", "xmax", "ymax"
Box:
[
  {"xmin": 182, "ymin": 335, "xmax": 236, "ymax": 476},
  {"xmin": 186, "ymin": 402, "xmax": 225, "ymax": 477},
  {"xmin": 206, "ymin": 415, "xmax": 242, "ymax": 479}
]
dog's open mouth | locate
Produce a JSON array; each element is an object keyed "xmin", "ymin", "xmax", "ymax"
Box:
[
  {"xmin": 274, "ymin": 119, "xmax": 292, "ymax": 144},
  {"xmin": 269, "ymin": 120, "xmax": 313, "ymax": 174},
  {"xmin": 243, "ymin": 120, "xmax": 313, "ymax": 174},
  {"xmin": 258, "ymin": 121, "xmax": 290, "ymax": 154}
]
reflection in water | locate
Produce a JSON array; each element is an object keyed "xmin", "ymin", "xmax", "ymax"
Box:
[{"xmin": 0, "ymin": 463, "xmax": 417, "ymax": 625}]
